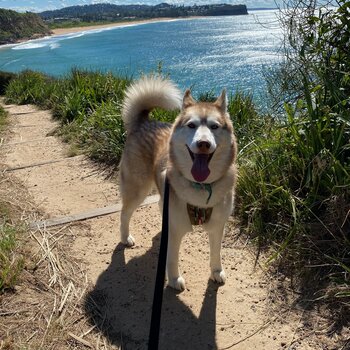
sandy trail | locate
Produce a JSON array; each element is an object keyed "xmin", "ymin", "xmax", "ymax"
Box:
[{"xmin": 1, "ymin": 102, "xmax": 316, "ymax": 349}]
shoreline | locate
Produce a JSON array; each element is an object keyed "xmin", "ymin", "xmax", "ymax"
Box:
[
  {"xmin": 0, "ymin": 17, "xmax": 201, "ymax": 48},
  {"xmin": 50, "ymin": 17, "xmax": 200, "ymax": 36}
]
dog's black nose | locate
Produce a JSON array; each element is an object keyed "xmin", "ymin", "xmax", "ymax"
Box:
[{"xmin": 197, "ymin": 141, "xmax": 211, "ymax": 151}]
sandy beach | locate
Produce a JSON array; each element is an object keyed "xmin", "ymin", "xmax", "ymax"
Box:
[{"xmin": 50, "ymin": 17, "xmax": 190, "ymax": 36}]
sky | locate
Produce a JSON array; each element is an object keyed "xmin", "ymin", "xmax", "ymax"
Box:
[{"xmin": 0, "ymin": 0, "xmax": 280, "ymax": 13}]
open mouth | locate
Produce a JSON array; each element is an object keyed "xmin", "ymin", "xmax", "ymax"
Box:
[{"xmin": 186, "ymin": 145, "xmax": 214, "ymax": 182}]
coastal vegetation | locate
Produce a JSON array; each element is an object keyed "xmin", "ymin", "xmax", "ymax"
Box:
[
  {"xmin": 246, "ymin": 0, "xmax": 350, "ymax": 304},
  {"xmin": 0, "ymin": 8, "xmax": 51, "ymax": 45},
  {"xmin": 0, "ymin": 71, "xmax": 16, "ymax": 95},
  {"xmin": 0, "ymin": 0, "xmax": 348, "ymax": 322}
]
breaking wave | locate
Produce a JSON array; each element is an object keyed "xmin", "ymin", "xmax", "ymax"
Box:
[{"xmin": 12, "ymin": 32, "xmax": 85, "ymax": 51}]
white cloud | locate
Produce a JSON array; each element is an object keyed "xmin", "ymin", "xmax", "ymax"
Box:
[{"xmin": 91, "ymin": 0, "xmax": 110, "ymax": 4}]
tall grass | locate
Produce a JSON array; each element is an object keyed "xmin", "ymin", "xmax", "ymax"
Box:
[
  {"xmin": 0, "ymin": 71, "xmax": 16, "ymax": 95},
  {"xmin": 4, "ymin": 70, "xmax": 55, "ymax": 107},
  {"xmin": 0, "ymin": 104, "xmax": 8, "ymax": 132},
  {"xmin": 238, "ymin": 1, "xmax": 350, "ymax": 304},
  {"xmin": 79, "ymin": 100, "xmax": 126, "ymax": 164},
  {"xmin": 0, "ymin": 205, "xmax": 24, "ymax": 292}
]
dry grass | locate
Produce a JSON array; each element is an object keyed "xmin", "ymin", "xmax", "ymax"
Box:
[{"xmin": 0, "ymin": 172, "xmax": 120, "ymax": 349}]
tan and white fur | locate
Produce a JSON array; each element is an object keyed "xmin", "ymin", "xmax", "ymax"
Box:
[{"xmin": 119, "ymin": 76, "xmax": 237, "ymax": 291}]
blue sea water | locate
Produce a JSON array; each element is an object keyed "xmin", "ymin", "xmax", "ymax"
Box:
[{"xmin": 0, "ymin": 10, "xmax": 282, "ymax": 107}]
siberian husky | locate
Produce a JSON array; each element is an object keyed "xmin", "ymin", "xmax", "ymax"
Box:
[{"xmin": 119, "ymin": 76, "xmax": 237, "ymax": 291}]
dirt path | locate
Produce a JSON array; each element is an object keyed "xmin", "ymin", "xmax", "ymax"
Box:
[{"xmin": 1, "ymin": 102, "xmax": 325, "ymax": 349}]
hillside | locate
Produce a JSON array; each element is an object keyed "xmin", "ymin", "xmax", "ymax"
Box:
[
  {"xmin": 0, "ymin": 8, "xmax": 51, "ymax": 45},
  {"xmin": 39, "ymin": 3, "xmax": 248, "ymax": 23}
]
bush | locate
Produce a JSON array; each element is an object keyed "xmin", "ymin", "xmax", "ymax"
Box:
[
  {"xmin": 79, "ymin": 100, "xmax": 126, "ymax": 166},
  {"xmin": 0, "ymin": 71, "xmax": 17, "ymax": 95},
  {"xmin": 5, "ymin": 70, "xmax": 55, "ymax": 107},
  {"xmin": 51, "ymin": 69, "xmax": 130, "ymax": 123},
  {"xmin": 238, "ymin": 0, "xmax": 350, "ymax": 303}
]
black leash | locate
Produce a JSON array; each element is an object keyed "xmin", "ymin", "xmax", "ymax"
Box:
[{"xmin": 148, "ymin": 176, "xmax": 170, "ymax": 350}]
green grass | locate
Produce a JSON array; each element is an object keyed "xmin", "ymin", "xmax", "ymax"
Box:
[
  {"xmin": 0, "ymin": 105, "xmax": 8, "ymax": 132},
  {"xmin": 0, "ymin": 207, "xmax": 24, "ymax": 292},
  {"xmin": 79, "ymin": 100, "xmax": 126, "ymax": 164}
]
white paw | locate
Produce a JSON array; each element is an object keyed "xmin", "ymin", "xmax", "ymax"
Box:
[
  {"xmin": 121, "ymin": 234, "xmax": 135, "ymax": 247},
  {"xmin": 211, "ymin": 269, "xmax": 226, "ymax": 284},
  {"xmin": 167, "ymin": 276, "xmax": 186, "ymax": 291}
]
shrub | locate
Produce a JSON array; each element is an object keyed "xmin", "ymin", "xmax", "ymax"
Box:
[
  {"xmin": 5, "ymin": 70, "xmax": 55, "ymax": 107},
  {"xmin": 238, "ymin": 0, "xmax": 350, "ymax": 303},
  {"xmin": 79, "ymin": 100, "xmax": 126, "ymax": 166},
  {"xmin": 0, "ymin": 71, "xmax": 17, "ymax": 95},
  {"xmin": 51, "ymin": 69, "xmax": 130, "ymax": 123}
]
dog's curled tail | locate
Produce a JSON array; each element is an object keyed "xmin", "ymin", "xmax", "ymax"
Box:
[{"xmin": 122, "ymin": 76, "xmax": 182, "ymax": 133}]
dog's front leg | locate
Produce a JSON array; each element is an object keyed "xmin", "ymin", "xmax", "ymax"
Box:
[
  {"xmin": 205, "ymin": 220, "xmax": 226, "ymax": 284},
  {"xmin": 204, "ymin": 193, "xmax": 233, "ymax": 284},
  {"xmin": 166, "ymin": 228, "xmax": 187, "ymax": 291},
  {"xmin": 166, "ymin": 201, "xmax": 191, "ymax": 291}
]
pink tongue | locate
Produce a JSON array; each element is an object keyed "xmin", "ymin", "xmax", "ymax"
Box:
[{"xmin": 191, "ymin": 153, "xmax": 210, "ymax": 182}]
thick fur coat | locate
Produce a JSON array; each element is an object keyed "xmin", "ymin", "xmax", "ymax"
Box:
[{"xmin": 119, "ymin": 76, "xmax": 237, "ymax": 291}]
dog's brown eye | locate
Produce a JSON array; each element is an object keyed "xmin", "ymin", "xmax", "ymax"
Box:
[
  {"xmin": 210, "ymin": 124, "xmax": 219, "ymax": 130},
  {"xmin": 187, "ymin": 123, "xmax": 196, "ymax": 129}
]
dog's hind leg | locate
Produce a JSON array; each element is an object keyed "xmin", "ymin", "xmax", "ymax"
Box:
[{"xmin": 119, "ymin": 167, "xmax": 153, "ymax": 247}]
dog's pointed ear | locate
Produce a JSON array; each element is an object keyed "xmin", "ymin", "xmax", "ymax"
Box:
[
  {"xmin": 214, "ymin": 89, "xmax": 228, "ymax": 113},
  {"xmin": 182, "ymin": 89, "xmax": 196, "ymax": 110}
]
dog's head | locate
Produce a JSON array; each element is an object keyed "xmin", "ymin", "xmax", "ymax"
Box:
[{"xmin": 170, "ymin": 89, "xmax": 237, "ymax": 183}]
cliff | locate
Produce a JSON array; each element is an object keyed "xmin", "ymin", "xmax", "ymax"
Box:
[{"xmin": 0, "ymin": 9, "xmax": 51, "ymax": 45}]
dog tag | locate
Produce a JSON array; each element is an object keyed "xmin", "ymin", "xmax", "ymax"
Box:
[{"xmin": 187, "ymin": 204, "xmax": 213, "ymax": 225}]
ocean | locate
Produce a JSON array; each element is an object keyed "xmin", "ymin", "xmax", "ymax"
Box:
[{"xmin": 0, "ymin": 10, "xmax": 282, "ymax": 108}]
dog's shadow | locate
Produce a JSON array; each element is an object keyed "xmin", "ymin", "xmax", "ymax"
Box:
[{"xmin": 84, "ymin": 233, "xmax": 219, "ymax": 350}]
